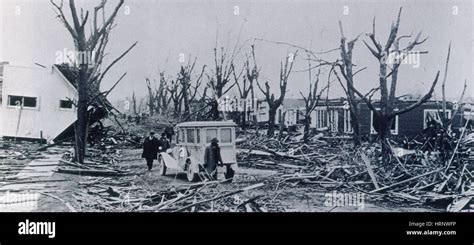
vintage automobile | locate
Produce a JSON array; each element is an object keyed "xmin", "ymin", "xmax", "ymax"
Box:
[{"xmin": 158, "ymin": 121, "xmax": 238, "ymax": 182}]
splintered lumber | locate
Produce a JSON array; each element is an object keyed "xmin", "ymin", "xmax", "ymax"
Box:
[
  {"xmin": 260, "ymin": 146, "xmax": 307, "ymax": 162},
  {"xmin": 237, "ymin": 195, "xmax": 262, "ymax": 209},
  {"xmin": 361, "ymin": 153, "xmax": 380, "ymax": 189},
  {"xmin": 278, "ymin": 163, "xmax": 304, "ymax": 169},
  {"xmin": 434, "ymin": 173, "xmax": 453, "ymax": 193},
  {"xmin": 36, "ymin": 137, "xmax": 73, "ymax": 151},
  {"xmin": 59, "ymin": 159, "xmax": 92, "ymax": 169},
  {"xmin": 56, "ymin": 167, "xmax": 121, "ymax": 176},
  {"xmin": 156, "ymin": 191, "xmax": 196, "ymax": 211},
  {"xmin": 389, "ymin": 191, "xmax": 422, "ymax": 202},
  {"xmin": 237, "ymin": 149, "xmax": 272, "ymax": 156},
  {"xmin": 447, "ymin": 196, "xmax": 472, "ymax": 212},
  {"xmin": 0, "ymin": 178, "xmax": 67, "ymax": 186},
  {"xmin": 369, "ymin": 168, "xmax": 442, "ymax": 194},
  {"xmin": 40, "ymin": 192, "xmax": 77, "ymax": 212},
  {"xmin": 173, "ymin": 183, "xmax": 265, "ymax": 212}
]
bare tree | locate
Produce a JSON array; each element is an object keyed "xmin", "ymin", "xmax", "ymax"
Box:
[
  {"xmin": 132, "ymin": 91, "xmax": 137, "ymax": 115},
  {"xmin": 334, "ymin": 21, "xmax": 365, "ymax": 145},
  {"xmin": 154, "ymin": 72, "xmax": 165, "ymax": 115},
  {"xmin": 158, "ymin": 72, "xmax": 173, "ymax": 116},
  {"xmin": 207, "ymin": 46, "xmax": 239, "ymax": 120},
  {"xmin": 438, "ymin": 43, "xmax": 468, "ymax": 130},
  {"xmin": 178, "ymin": 58, "xmax": 206, "ymax": 121},
  {"xmin": 257, "ymin": 51, "xmax": 298, "ymax": 137},
  {"xmin": 342, "ymin": 7, "xmax": 440, "ymax": 163},
  {"xmin": 167, "ymin": 79, "xmax": 183, "ymax": 118},
  {"xmin": 300, "ymin": 59, "xmax": 327, "ymax": 143},
  {"xmin": 145, "ymin": 78, "xmax": 156, "ymax": 116},
  {"xmin": 233, "ymin": 45, "xmax": 258, "ymax": 130},
  {"xmin": 51, "ymin": 0, "xmax": 137, "ymax": 163}
]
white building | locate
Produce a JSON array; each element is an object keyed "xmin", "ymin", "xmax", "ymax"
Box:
[
  {"xmin": 0, "ymin": 63, "xmax": 78, "ymax": 141},
  {"xmin": 255, "ymin": 99, "xmax": 304, "ymax": 127}
]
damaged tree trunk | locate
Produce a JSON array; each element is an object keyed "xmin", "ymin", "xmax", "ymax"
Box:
[
  {"xmin": 268, "ymin": 110, "xmax": 277, "ymax": 137},
  {"xmin": 257, "ymin": 51, "xmax": 297, "ymax": 137},
  {"xmin": 52, "ymin": 0, "xmax": 136, "ymax": 163},
  {"xmin": 339, "ymin": 8, "xmax": 440, "ymax": 163},
  {"xmin": 75, "ymin": 61, "xmax": 89, "ymax": 164}
]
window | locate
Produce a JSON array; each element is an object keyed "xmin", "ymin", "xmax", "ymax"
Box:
[
  {"xmin": 177, "ymin": 129, "xmax": 184, "ymax": 143},
  {"xmin": 206, "ymin": 129, "xmax": 217, "ymax": 143},
  {"xmin": 343, "ymin": 109, "xmax": 353, "ymax": 133},
  {"xmin": 370, "ymin": 110, "xmax": 399, "ymax": 135},
  {"xmin": 196, "ymin": 129, "xmax": 200, "ymax": 143},
  {"xmin": 315, "ymin": 108, "xmax": 328, "ymax": 129},
  {"xmin": 186, "ymin": 129, "xmax": 195, "ymax": 143},
  {"xmin": 221, "ymin": 128, "xmax": 232, "ymax": 143},
  {"xmin": 59, "ymin": 99, "xmax": 73, "ymax": 109},
  {"xmin": 423, "ymin": 109, "xmax": 451, "ymax": 129},
  {"xmin": 328, "ymin": 109, "xmax": 338, "ymax": 132},
  {"xmin": 8, "ymin": 95, "xmax": 37, "ymax": 108}
]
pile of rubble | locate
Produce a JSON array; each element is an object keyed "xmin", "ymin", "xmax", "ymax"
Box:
[
  {"xmin": 236, "ymin": 131, "xmax": 474, "ymax": 212},
  {"xmin": 0, "ymin": 140, "xmax": 50, "ymax": 161}
]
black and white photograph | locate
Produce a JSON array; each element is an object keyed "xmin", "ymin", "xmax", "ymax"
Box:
[{"xmin": 0, "ymin": 0, "xmax": 473, "ymax": 240}]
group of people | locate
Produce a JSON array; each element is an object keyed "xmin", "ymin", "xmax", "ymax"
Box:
[{"xmin": 141, "ymin": 132, "xmax": 171, "ymax": 171}]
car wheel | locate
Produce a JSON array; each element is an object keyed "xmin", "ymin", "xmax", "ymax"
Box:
[{"xmin": 159, "ymin": 156, "xmax": 166, "ymax": 176}]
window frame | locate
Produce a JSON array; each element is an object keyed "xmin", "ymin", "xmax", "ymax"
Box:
[
  {"xmin": 315, "ymin": 107, "xmax": 328, "ymax": 130},
  {"xmin": 328, "ymin": 109, "xmax": 339, "ymax": 133},
  {"xmin": 205, "ymin": 128, "xmax": 218, "ymax": 143},
  {"xmin": 370, "ymin": 109, "xmax": 399, "ymax": 135},
  {"xmin": 423, "ymin": 109, "xmax": 451, "ymax": 129},
  {"xmin": 343, "ymin": 109, "xmax": 353, "ymax": 133},
  {"xmin": 196, "ymin": 128, "xmax": 201, "ymax": 144},
  {"xmin": 7, "ymin": 95, "xmax": 39, "ymax": 110},
  {"xmin": 186, "ymin": 128, "xmax": 195, "ymax": 144},
  {"xmin": 220, "ymin": 127, "xmax": 233, "ymax": 144},
  {"xmin": 177, "ymin": 128, "xmax": 185, "ymax": 144},
  {"xmin": 59, "ymin": 99, "xmax": 74, "ymax": 111}
]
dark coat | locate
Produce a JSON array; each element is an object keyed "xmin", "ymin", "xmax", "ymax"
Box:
[
  {"xmin": 204, "ymin": 145, "xmax": 223, "ymax": 173},
  {"xmin": 158, "ymin": 138, "xmax": 170, "ymax": 152},
  {"xmin": 164, "ymin": 126, "xmax": 174, "ymax": 138},
  {"xmin": 142, "ymin": 136, "xmax": 159, "ymax": 159}
]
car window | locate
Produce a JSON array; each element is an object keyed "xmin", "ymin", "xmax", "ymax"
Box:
[
  {"xmin": 221, "ymin": 128, "xmax": 232, "ymax": 143},
  {"xmin": 178, "ymin": 129, "xmax": 184, "ymax": 143},
  {"xmin": 196, "ymin": 129, "xmax": 200, "ymax": 143},
  {"xmin": 176, "ymin": 130, "xmax": 180, "ymax": 143},
  {"xmin": 186, "ymin": 129, "xmax": 195, "ymax": 143},
  {"xmin": 206, "ymin": 129, "xmax": 217, "ymax": 143}
]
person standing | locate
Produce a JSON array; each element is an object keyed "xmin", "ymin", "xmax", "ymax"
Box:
[
  {"xmin": 164, "ymin": 121, "xmax": 175, "ymax": 142},
  {"xmin": 158, "ymin": 133, "xmax": 170, "ymax": 152},
  {"xmin": 203, "ymin": 138, "xmax": 223, "ymax": 180},
  {"xmin": 142, "ymin": 132, "xmax": 159, "ymax": 171}
]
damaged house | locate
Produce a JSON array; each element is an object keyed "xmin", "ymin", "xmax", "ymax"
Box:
[
  {"xmin": 0, "ymin": 62, "xmax": 111, "ymax": 142},
  {"xmin": 253, "ymin": 96, "xmax": 468, "ymax": 138}
]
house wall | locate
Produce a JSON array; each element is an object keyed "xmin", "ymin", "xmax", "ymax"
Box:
[
  {"xmin": 358, "ymin": 102, "xmax": 453, "ymax": 138},
  {"xmin": 253, "ymin": 98, "xmax": 456, "ymax": 138},
  {"xmin": 0, "ymin": 65, "xmax": 78, "ymax": 141}
]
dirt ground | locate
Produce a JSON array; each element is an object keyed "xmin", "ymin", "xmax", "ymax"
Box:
[{"xmin": 34, "ymin": 148, "xmax": 443, "ymax": 212}]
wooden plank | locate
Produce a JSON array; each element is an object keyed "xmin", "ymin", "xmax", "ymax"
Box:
[
  {"xmin": 448, "ymin": 197, "xmax": 472, "ymax": 212},
  {"xmin": 56, "ymin": 167, "xmax": 120, "ymax": 176},
  {"xmin": 361, "ymin": 153, "xmax": 380, "ymax": 190},
  {"xmin": 369, "ymin": 168, "xmax": 442, "ymax": 194}
]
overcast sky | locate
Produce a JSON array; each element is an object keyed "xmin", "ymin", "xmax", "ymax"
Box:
[{"xmin": 1, "ymin": 0, "xmax": 473, "ymax": 104}]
